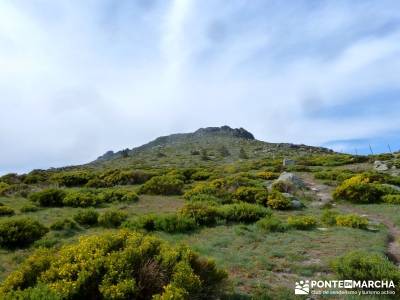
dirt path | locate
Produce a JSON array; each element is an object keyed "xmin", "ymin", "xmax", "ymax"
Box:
[{"xmin": 297, "ymin": 173, "xmax": 400, "ymax": 265}]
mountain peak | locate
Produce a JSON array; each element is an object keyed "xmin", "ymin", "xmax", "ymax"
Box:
[{"xmin": 193, "ymin": 126, "xmax": 255, "ymax": 140}]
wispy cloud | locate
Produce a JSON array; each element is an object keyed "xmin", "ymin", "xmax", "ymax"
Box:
[{"xmin": 1, "ymin": 0, "xmax": 400, "ymax": 174}]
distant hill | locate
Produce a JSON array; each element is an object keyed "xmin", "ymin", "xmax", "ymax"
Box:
[{"xmin": 91, "ymin": 126, "xmax": 333, "ymax": 169}]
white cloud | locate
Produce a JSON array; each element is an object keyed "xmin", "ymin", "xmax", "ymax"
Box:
[{"xmin": 1, "ymin": 0, "xmax": 400, "ymax": 174}]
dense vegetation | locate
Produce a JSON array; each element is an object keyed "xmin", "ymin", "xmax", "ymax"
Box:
[{"xmin": 0, "ymin": 127, "xmax": 399, "ymax": 298}]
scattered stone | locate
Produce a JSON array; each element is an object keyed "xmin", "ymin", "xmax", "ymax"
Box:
[
  {"xmin": 291, "ymin": 199, "xmax": 303, "ymax": 209},
  {"xmin": 278, "ymin": 172, "xmax": 305, "ymax": 188},
  {"xmin": 374, "ymin": 160, "xmax": 389, "ymax": 171},
  {"xmin": 317, "ymin": 227, "xmax": 328, "ymax": 231},
  {"xmin": 283, "ymin": 158, "xmax": 295, "ymax": 166}
]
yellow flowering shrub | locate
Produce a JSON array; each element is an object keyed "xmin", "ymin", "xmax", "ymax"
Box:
[{"xmin": 0, "ymin": 230, "xmax": 227, "ymax": 299}]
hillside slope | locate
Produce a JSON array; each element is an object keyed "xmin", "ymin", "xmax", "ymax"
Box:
[{"xmin": 91, "ymin": 126, "xmax": 333, "ymax": 169}]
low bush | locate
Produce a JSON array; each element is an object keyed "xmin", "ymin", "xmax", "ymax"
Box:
[
  {"xmin": 186, "ymin": 193, "xmax": 222, "ymax": 204},
  {"xmin": 331, "ymin": 251, "xmax": 400, "ymax": 287},
  {"xmin": 267, "ymin": 191, "xmax": 292, "ymax": 210},
  {"xmin": 191, "ymin": 170, "xmax": 211, "ymax": 181},
  {"xmin": 29, "ymin": 189, "xmax": 66, "ymax": 207},
  {"xmin": 97, "ymin": 169, "xmax": 154, "ymax": 186},
  {"xmin": 232, "ymin": 186, "xmax": 268, "ymax": 205},
  {"xmin": 98, "ymin": 209, "xmax": 128, "ymax": 228},
  {"xmin": 333, "ymin": 175, "xmax": 387, "ymax": 204},
  {"xmin": 20, "ymin": 204, "xmax": 40, "ymax": 213},
  {"xmin": 219, "ymin": 203, "xmax": 270, "ymax": 223},
  {"xmin": 0, "ymin": 218, "xmax": 48, "ymax": 248},
  {"xmin": 0, "ymin": 206, "xmax": 15, "ymax": 216},
  {"xmin": 335, "ymin": 214, "xmax": 369, "ymax": 229},
  {"xmin": 62, "ymin": 190, "xmax": 99, "ymax": 207},
  {"xmin": 100, "ymin": 189, "xmax": 139, "ymax": 203},
  {"xmin": 256, "ymin": 216, "xmax": 288, "ymax": 232},
  {"xmin": 0, "ymin": 231, "xmax": 227, "ymax": 299},
  {"xmin": 382, "ymin": 194, "xmax": 400, "ymax": 204},
  {"xmin": 73, "ymin": 208, "xmax": 99, "ymax": 226},
  {"xmin": 256, "ymin": 171, "xmax": 279, "ymax": 180},
  {"xmin": 271, "ymin": 180, "xmax": 295, "ymax": 193},
  {"xmin": 123, "ymin": 214, "xmax": 158, "ymax": 231},
  {"xmin": 287, "ymin": 215, "xmax": 317, "ymax": 230},
  {"xmin": 179, "ymin": 202, "xmax": 220, "ymax": 226},
  {"xmin": 321, "ymin": 210, "xmax": 339, "ymax": 226},
  {"xmin": 50, "ymin": 219, "xmax": 80, "ymax": 231},
  {"xmin": 139, "ymin": 175, "xmax": 184, "ymax": 195},
  {"xmin": 51, "ymin": 171, "xmax": 93, "ymax": 187},
  {"xmin": 154, "ymin": 214, "xmax": 198, "ymax": 233},
  {"xmin": 0, "ymin": 182, "xmax": 10, "ymax": 196}
]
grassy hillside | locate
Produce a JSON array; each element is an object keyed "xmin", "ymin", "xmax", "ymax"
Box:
[{"xmin": 0, "ymin": 126, "xmax": 400, "ymax": 299}]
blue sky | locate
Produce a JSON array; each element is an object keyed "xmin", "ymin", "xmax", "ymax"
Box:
[{"xmin": 1, "ymin": 0, "xmax": 400, "ymax": 174}]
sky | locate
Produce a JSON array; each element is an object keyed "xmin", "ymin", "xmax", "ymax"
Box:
[{"xmin": 1, "ymin": 0, "xmax": 400, "ymax": 174}]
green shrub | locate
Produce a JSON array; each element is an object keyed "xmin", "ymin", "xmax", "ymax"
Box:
[
  {"xmin": 0, "ymin": 183, "xmax": 31, "ymax": 198},
  {"xmin": 314, "ymin": 169, "xmax": 354, "ymax": 182},
  {"xmin": 271, "ymin": 180, "xmax": 295, "ymax": 193},
  {"xmin": 98, "ymin": 169, "xmax": 154, "ymax": 186},
  {"xmin": 219, "ymin": 203, "xmax": 270, "ymax": 223},
  {"xmin": 51, "ymin": 171, "xmax": 93, "ymax": 187},
  {"xmin": 321, "ymin": 210, "xmax": 339, "ymax": 226},
  {"xmin": 98, "ymin": 209, "xmax": 128, "ymax": 228},
  {"xmin": 256, "ymin": 216, "xmax": 287, "ymax": 232},
  {"xmin": 20, "ymin": 204, "xmax": 40, "ymax": 213},
  {"xmin": 0, "ymin": 182, "xmax": 10, "ymax": 196},
  {"xmin": 179, "ymin": 202, "xmax": 220, "ymax": 226},
  {"xmin": 0, "ymin": 218, "xmax": 48, "ymax": 248},
  {"xmin": 333, "ymin": 175, "xmax": 387, "ymax": 203},
  {"xmin": 85, "ymin": 178, "xmax": 108, "ymax": 188},
  {"xmin": 287, "ymin": 216, "xmax": 317, "ymax": 230},
  {"xmin": 382, "ymin": 194, "xmax": 400, "ymax": 204},
  {"xmin": 186, "ymin": 193, "xmax": 222, "ymax": 204},
  {"xmin": 0, "ymin": 206, "xmax": 15, "ymax": 216},
  {"xmin": 267, "ymin": 191, "xmax": 292, "ymax": 210},
  {"xmin": 50, "ymin": 219, "xmax": 80, "ymax": 231},
  {"xmin": 0, "ymin": 231, "xmax": 227, "ymax": 299},
  {"xmin": 62, "ymin": 190, "xmax": 99, "ymax": 207},
  {"xmin": 335, "ymin": 214, "xmax": 369, "ymax": 229},
  {"xmin": 331, "ymin": 251, "xmax": 400, "ymax": 286},
  {"xmin": 232, "ymin": 186, "xmax": 268, "ymax": 205},
  {"xmin": 73, "ymin": 209, "xmax": 99, "ymax": 226},
  {"xmin": 100, "ymin": 189, "xmax": 139, "ymax": 203},
  {"xmin": 29, "ymin": 189, "xmax": 66, "ymax": 207},
  {"xmin": 256, "ymin": 171, "xmax": 279, "ymax": 180},
  {"xmin": 191, "ymin": 170, "xmax": 211, "ymax": 181},
  {"xmin": 139, "ymin": 175, "xmax": 184, "ymax": 195},
  {"xmin": 154, "ymin": 214, "xmax": 197, "ymax": 233},
  {"xmin": 123, "ymin": 214, "xmax": 158, "ymax": 231}
]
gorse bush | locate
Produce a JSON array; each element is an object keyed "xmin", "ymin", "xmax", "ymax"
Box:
[
  {"xmin": 382, "ymin": 194, "xmax": 400, "ymax": 204},
  {"xmin": 62, "ymin": 189, "xmax": 99, "ymax": 207},
  {"xmin": 256, "ymin": 215, "xmax": 288, "ymax": 232},
  {"xmin": 287, "ymin": 215, "xmax": 317, "ymax": 230},
  {"xmin": 50, "ymin": 218, "xmax": 80, "ymax": 231},
  {"xmin": 232, "ymin": 186, "xmax": 268, "ymax": 205},
  {"xmin": 0, "ymin": 182, "xmax": 10, "ymax": 196},
  {"xmin": 139, "ymin": 175, "xmax": 184, "ymax": 195},
  {"xmin": 321, "ymin": 210, "xmax": 339, "ymax": 226},
  {"xmin": 0, "ymin": 206, "xmax": 15, "ymax": 216},
  {"xmin": 333, "ymin": 175, "xmax": 388, "ymax": 204},
  {"xmin": 100, "ymin": 189, "xmax": 139, "ymax": 203},
  {"xmin": 29, "ymin": 189, "xmax": 66, "ymax": 207},
  {"xmin": 270, "ymin": 180, "xmax": 295, "ymax": 193},
  {"xmin": 335, "ymin": 214, "xmax": 369, "ymax": 229},
  {"xmin": 314, "ymin": 169, "xmax": 354, "ymax": 182},
  {"xmin": 20, "ymin": 204, "xmax": 40, "ymax": 213},
  {"xmin": 218, "ymin": 203, "xmax": 270, "ymax": 223},
  {"xmin": 267, "ymin": 191, "xmax": 292, "ymax": 210},
  {"xmin": 256, "ymin": 171, "xmax": 279, "ymax": 180},
  {"xmin": 0, "ymin": 231, "xmax": 227, "ymax": 299},
  {"xmin": 179, "ymin": 202, "xmax": 220, "ymax": 226},
  {"xmin": 153, "ymin": 214, "xmax": 197, "ymax": 233},
  {"xmin": 98, "ymin": 209, "xmax": 128, "ymax": 228},
  {"xmin": 73, "ymin": 208, "xmax": 99, "ymax": 226},
  {"xmin": 0, "ymin": 218, "xmax": 48, "ymax": 248},
  {"xmin": 51, "ymin": 171, "xmax": 93, "ymax": 187},
  {"xmin": 331, "ymin": 251, "xmax": 400, "ymax": 287}
]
